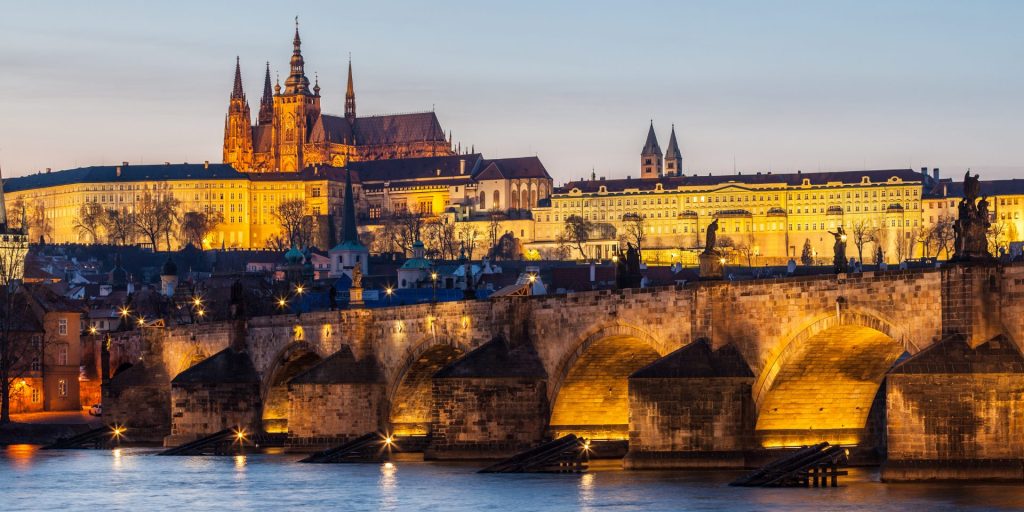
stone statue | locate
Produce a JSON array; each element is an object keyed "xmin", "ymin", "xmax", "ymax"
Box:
[
  {"xmin": 350, "ymin": 264, "xmax": 363, "ymax": 289},
  {"xmin": 616, "ymin": 243, "xmax": 643, "ymax": 289},
  {"xmin": 953, "ymin": 171, "xmax": 993, "ymax": 261},
  {"xmin": 827, "ymin": 226, "xmax": 849, "ymax": 273},
  {"xmin": 703, "ymin": 219, "xmax": 719, "ymax": 255}
]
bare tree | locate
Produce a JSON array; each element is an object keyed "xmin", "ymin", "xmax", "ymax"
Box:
[
  {"xmin": 424, "ymin": 217, "xmax": 457, "ymax": 261},
  {"xmin": 734, "ymin": 233, "xmax": 756, "ymax": 268},
  {"xmin": 135, "ymin": 192, "xmax": 181, "ymax": 251},
  {"xmin": 561, "ymin": 215, "xmax": 593, "ymax": 260},
  {"xmin": 988, "ymin": 221, "xmax": 1009, "ymax": 256},
  {"xmin": 180, "ymin": 211, "xmax": 224, "ymax": 250},
  {"xmin": 272, "ymin": 199, "xmax": 312, "ymax": 248},
  {"xmin": 73, "ymin": 202, "xmax": 105, "ymax": 244},
  {"xmin": 0, "ymin": 238, "xmax": 35, "ymax": 423},
  {"xmin": 850, "ymin": 218, "xmax": 879, "ymax": 265},
  {"xmin": 622, "ymin": 213, "xmax": 646, "ymax": 256},
  {"xmin": 456, "ymin": 224, "xmax": 480, "ymax": 259},
  {"xmin": 486, "ymin": 208, "xmax": 505, "ymax": 257},
  {"xmin": 102, "ymin": 209, "xmax": 136, "ymax": 246},
  {"xmin": 27, "ymin": 200, "xmax": 52, "ymax": 244},
  {"xmin": 380, "ymin": 210, "xmax": 425, "ymax": 256}
]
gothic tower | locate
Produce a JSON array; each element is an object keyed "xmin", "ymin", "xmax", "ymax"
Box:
[
  {"xmin": 258, "ymin": 62, "xmax": 274, "ymax": 125},
  {"xmin": 664, "ymin": 125, "xmax": 682, "ymax": 177},
  {"xmin": 272, "ymin": 20, "xmax": 322, "ymax": 172},
  {"xmin": 640, "ymin": 121, "xmax": 663, "ymax": 179},
  {"xmin": 223, "ymin": 57, "xmax": 254, "ymax": 170},
  {"xmin": 345, "ymin": 57, "xmax": 356, "ymax": 122}
]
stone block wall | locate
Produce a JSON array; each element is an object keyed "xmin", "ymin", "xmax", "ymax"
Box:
[
  {"xmin": 166, "ymin": 382, "xmax": 260, "ymax": 447},
  {"xmin": 287, "ymin": 382, "xmax": 385, "ymax": 447},
  {"xmin": 427, "ymin": 377, "xmax": 549, "ymax": 459},
  {"xmin": 625, "ymin": 377, "xmax": 753, "ymax": 469},
  {"xmin": 104, "ymin": 362, "xmax": 172, "ymax": 444}
]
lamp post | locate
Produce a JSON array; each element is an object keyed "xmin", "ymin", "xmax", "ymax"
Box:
[
  {"xmin": 430, "ymin": 269, "xmax": 438, "ymax": 303},
  {"xmin": 384, "ymin": 286, "xmax": 394, "ymax": 306}
]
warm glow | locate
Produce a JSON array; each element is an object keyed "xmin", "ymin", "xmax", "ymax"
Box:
[
  {"xmin": 527, "ymin": 274, "xmax": 537, "ymax": 283},
  {"xmin": 197, "ymin": 309, "xmax": 206, "ymax": 317},
  {"xmin": 277, "ymin": 297, "xmax": 288, "ymax": 308},
  {"xmin": 295, "ymin": 285, "xmax": 305, "ymax": 294},
  {"xmin": 119, "ymin": 306, "xmax": 130, "ymax": 318},
  {"xmin": 233, "ymin": 428, "xmax": 247, "ymax": 442},
  {"xmin": 88, "ymin": 326, "xmax": 98, "ymax": 335},
  {"xmin": 136, "ymin": 317, "xmax": 146, "ymax": 326},
  {"xmin": 430, "ymin": 272, "xmax": 438, "ymax": 281},
  {"xmin": 385, "ymin": 287, "xmax": 393, "ymax": 296},
  {"xmin": 192, "ymin": 296, "xmax": 203, "ymax": 307},
  {"xmin": 719, "ymin": 257, "xmax": 726, "ymax": 265}
]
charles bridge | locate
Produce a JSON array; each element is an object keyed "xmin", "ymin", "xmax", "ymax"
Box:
[{"xmin": 106, "ymin": 261, "xmax": 1024, "ymax": 481}]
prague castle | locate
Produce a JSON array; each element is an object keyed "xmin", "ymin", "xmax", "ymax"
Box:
[{"xmin": 223, "ymin": 23, "xmax": 452, "ymax": 172}]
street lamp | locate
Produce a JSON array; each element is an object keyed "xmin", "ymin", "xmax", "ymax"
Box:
[
  {"xmin": 430, "ymin": 270, "xmax": 438, "ymax": 303},
  {"xmin": 384, "ymin": 286, "xmax": 394, "ymax": 306}
]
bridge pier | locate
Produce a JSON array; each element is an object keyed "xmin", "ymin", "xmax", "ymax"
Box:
[{"xmin": 624, "ymin": 340, "xmax": 755, "ymax": 469}]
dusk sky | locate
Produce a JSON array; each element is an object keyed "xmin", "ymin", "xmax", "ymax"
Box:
[{"xmin": 1, "ymin": 0, "xmax": 1021, "ymax": 183}]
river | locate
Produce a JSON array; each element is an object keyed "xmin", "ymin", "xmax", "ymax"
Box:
[{"xmin": 3, "ymin": 446, "xmax": 1024, "ymax": 511}]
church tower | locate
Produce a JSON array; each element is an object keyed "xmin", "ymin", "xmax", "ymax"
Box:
[
  {"xmin": 272, "ymin": 19, "xmax": 321, "ymax": 172},
  {"xmin": 664, "ymin": 125, "xmax": 682, "ymax": 177},
  {"xmin": 258, "ymin": 62, "xmax": 274, "ymax": 125},
  {"xmin": 640, "ymin": 121, "xmax": 663, "ymax": 179},
  {"xmin": 222, "ymin": 57, "xmax": 254, "ymax": 170},
  {"xmin": 345, "ymin": 57, "xmax": 356, "ymax": 122}
]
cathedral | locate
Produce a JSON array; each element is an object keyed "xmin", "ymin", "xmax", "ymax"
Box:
[{"xmin": 223, "ymin": 23, "xmax": 453, "ymax": 173}]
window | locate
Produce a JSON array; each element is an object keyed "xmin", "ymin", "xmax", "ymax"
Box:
[
  {"xmin": 58, "ymin": 379, "xmax": 67, "ymax": 397},
  {"xmin": 31, "ymin": 388, "xmax": 39, "ymax": 403},
  {"xmin": 58, "ymin": 319, "xmax": 67, "ymax": 336},
  {"xmin": 311, "ymin": 187, "xmax": 321, "ymax": 198}
]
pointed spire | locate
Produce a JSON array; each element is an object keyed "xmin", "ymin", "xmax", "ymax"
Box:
[
  {"xmin": 665, "ymin": 124, "xmax": 682, "ymax": 160},
  {"xmin": 341, "ymin": 168, "xmax": 358, "ymax": 244},
  {"xmin": 283, "ymin": 17, "xmax": 311, "ymax": 95},
  {"xmin": 258, "ymin": 61, "xmax": 273, "ymax": 124},
  {"xmin": 231, "ymin": 56, "xmax": 245, "ymax": 99},
  {"xmin": 345, "ymin": 55, "xmax": 356, "ymax": 121},
  {"xmin": 641, "ymin": 120, "xmax": 661, "ymax": 156},
  {"xmin": 313, "ymin": 72, "xmax": 321, "ymax": 96}
]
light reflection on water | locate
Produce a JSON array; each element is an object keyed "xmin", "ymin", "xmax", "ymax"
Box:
[{"xmin": 3, "ymin": 446, "xmax": 1024, "ymax": 511}]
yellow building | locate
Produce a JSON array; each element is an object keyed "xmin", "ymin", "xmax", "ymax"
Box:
[{"xmin": 923, "ymin": 175, "xmax": 1024, "ymax": 258}]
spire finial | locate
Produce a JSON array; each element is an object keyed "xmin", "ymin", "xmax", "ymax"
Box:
[
  {"xmin": 284, "ymin": 17, "xmax": 310, "ymax": 94},
  {"xmin": 345, "ymin": 55, "xmax": 356, "ymax": 120},
  {"xmin": 231, "ymin": 56, "xmax": 244, "ymax": 99}
]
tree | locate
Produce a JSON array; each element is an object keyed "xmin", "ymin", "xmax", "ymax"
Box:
[
  {"xmin": 988, "ymin": 221, "xmax": 1009, "ymax": 256},
  {"xmin": 734, "ymin": 233, "xmax": 756, "ymax": 268},
  {"xmin": 424, "ymin": 217, "xmax": 457, "ymax": 261},
  {"xmin": 800, "ymin": 238, "xmax": 814, "ymax": 266},
  {"xmin": 270, "ymin": 199, "xmax": 314, "ymax": 249},
  {"xmin": 135, "ymin": 192, "xmax": 180, "ymax": 251},
  {"xmin": 874, "ymin": 245, "xmax": 884, "ymax": 266},
  {"xmin": 926, "ymin": 215, "xmax": 955, "ymax": 260},
  {"xmin": 378, "ymin": 210, "xmax": 425, "ymax": 256},
  {"xmin": 73, "ymin": 202, "xmax": 105, "ymax": 244},
  {"xmin": 622, "ymin": 213, "xmax": 646, "ymax": 256},
  {"xmin": 27, "ymin": 200, "xmax": 52, "ymax": 244},
  {"xmin": 0, "ymin": 238, "xmax": 35, "ymax": 423},
  {"xmin": 180, "ymin": 211, "xmax": 224, "ymax": 250},
  {"xmin": 102, "ymin": 209, "xmax": 136, "ymax": 246},
  {"xmin": 486, "ymin": 208, "xmax": 506, "ymax": 258},
  {"xmin": 561, "ymin": 215, "xmax": 593, "ymax": 260},
  {"xmin": 456, "ymin": 224, "xmax": 480, "ymax": 259},
  {"xmin": 850, "ymin": 219, "xmax": 879, "ymax": 265}
]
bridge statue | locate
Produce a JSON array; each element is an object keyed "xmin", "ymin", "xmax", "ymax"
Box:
[
  {"xmin": 953, "ymin": 171, "xmax": 992, "ymax": 261},
  {"xmin": 703, "ymin": 218, "xmax": 719, "ymax": 254},
  {"xmin": 827, "ymin": 226, "xmax": 849, "ymax": 274},
  {"xmin": 616, "ymin": 243, "xmax": 643, "ymax": 289}
]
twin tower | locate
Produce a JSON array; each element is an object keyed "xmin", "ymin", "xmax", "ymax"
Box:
[{"xmin": 640, "ymin": 122, "xmax": 683, "ymax": 179}]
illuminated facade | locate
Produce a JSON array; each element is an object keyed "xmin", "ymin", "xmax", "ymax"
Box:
[{"xmin": 223, "ymin": 25, "xmax": 453, "ymax": 173}]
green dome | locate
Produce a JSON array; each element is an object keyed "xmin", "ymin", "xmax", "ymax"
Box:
[{"xmin": 284, "ymin": 245, "xmax": 304, "ymax": 264}]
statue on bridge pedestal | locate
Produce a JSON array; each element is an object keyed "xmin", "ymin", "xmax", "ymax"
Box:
[
  {"xmin": 616, "ymin": 243, "xmax": 643, "ymax": 289},
  {"xmin": 703, "ymin": 218, "xmax": 719, "ymax": 255},
  {"xmin": 953, "ymin": 171, "xmax": 993, "ymax": 262},
  {"xmin": 827, "ymin": 226, "xmax": 849, "ymax": 274},
  {"xmin": 699, "ymin": 218, "xmax": 724, "ymax": 279}
]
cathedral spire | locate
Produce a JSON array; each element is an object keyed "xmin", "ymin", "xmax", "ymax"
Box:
[
  {"xmin": 283, "ymin": 17, "xmax": 311, "ymax": 95},
  {"xmin": 664, "ymin": 124, "xmax": 682, "ymax": 176},
  {"xmin": 345, "ymin": 55, "xmax": 356, "ymax": 121},
  {"xmin": 231, "ymin": 56, "xmax": 245, "ymax": 99},
  {"xmin": 258, "ymin": 61, "xmax": 273, "ymax": 125},
  {"xmin": 640, "ymin": 121, "xmax": 663, "ymax": 179}
]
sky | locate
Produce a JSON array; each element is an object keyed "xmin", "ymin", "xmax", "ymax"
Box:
[{"xmin": 0, "ymin": 0, "xmax": 1021, "ymax": 184}]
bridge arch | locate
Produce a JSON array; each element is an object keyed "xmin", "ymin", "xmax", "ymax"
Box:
[
  {"xmin": 261, "ymin": 341, "xmax": 323, "ymax": 433},
  {"xmin": 753, "ymin": 307, "xmax": 920, "ymax": 448},
  {"xmin": 386, "ymin": 335, "xmax": 469, "ymax": 436},
  {"xmin": 548, "ymin": 323, "xmax": 669, "ymax": 440}
]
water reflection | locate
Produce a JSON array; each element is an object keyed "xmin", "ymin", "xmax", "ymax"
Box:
[
  {"xmin": 578, "ymin": 472, "xmax": 595, "ymax": 511},
  {"xmin": 112, "ymin": 448, "xmax": 123, "ymax": 470},
  {"xmin": 5, "ymin": 444, "xmax": 39, "ymax": 469},
  {"xmin": 379, "ymin": 462, "xmax": 398, "ymax": 510}
]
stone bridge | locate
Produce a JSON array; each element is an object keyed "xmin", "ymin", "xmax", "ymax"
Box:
[{"xmin": 108, "ymin": 262, "xmax": 1024, "ymax": 479}]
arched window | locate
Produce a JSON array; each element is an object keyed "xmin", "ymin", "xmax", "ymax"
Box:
[
  {"xmin": 493, "ymin": 190, "xmax": 500, "ymax": 209},
  {"xmin": 511, "ymin": 189, "xmax": 519, "ymax": 209},
  {"xmin": 479, "ymin": 192, "xmax": 486, "ymax": 209},
  {"xmin": 521, "ymin": 190, "xmax": 529, "ymax": 209},
  {"xmin": 530, "ymin": 189, "xmax": 537, "ymax": 207}
]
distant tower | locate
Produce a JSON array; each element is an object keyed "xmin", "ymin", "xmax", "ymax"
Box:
[
  {"xmin": 222, "ymin": 57, "xmax": 254, "ymax": 170},
  {"xmin": 272, "ymin": 19, "xmax": 321, "ymax": 172},
  {"xmin": 664, "ymin": 125, "xmax": 682, "ymax": 176},
  {"xmin": 0, "ymin": 162, "xmax": 28, "ymax": 285},
  {"xmin": 640, "ymin": 121, "xmax": 663, "ymax": 179},
  {"xmin": 328, "ymin": 169, "xmax": 369, "ymax": 278},
  {"xmin": 160, "ymin": 257, "xmax": 178, "ymax": 297},
  {"xmin": 258, "ymin": 62, "xmax": 274, "ymax": 125},
  {"xmin": 345, "ymin": 56, "xmax": 356, "ymax": 122}
]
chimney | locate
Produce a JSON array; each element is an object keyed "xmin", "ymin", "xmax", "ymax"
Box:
[
  {"xmin": 920, "ymin": 166, "xmax": 928, "ymax": 178},
  {"xmin": 459, "ymin": 159, "xmax": 466, "ymax": 175},
  {"xmin": 45, "ymin": 167, "xmax": 51, "ymax": 173},
  {"xmin": 933, "ymin": 168, "xmax": 940, "ymax": 181},
  {"xmin": 164, "ymin": 162, "xmax": 170, "ymax": 166},
  {"xmin": 204, "ymin": 160, "xmax": 209, "ymax": 169},
  {"xmin": 122, "ymin": 161, "xmax": 129, "ymax": 167},
  {"xmin": 589, "ymin": 262, "xmax": 596, "ymax": 283}
]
